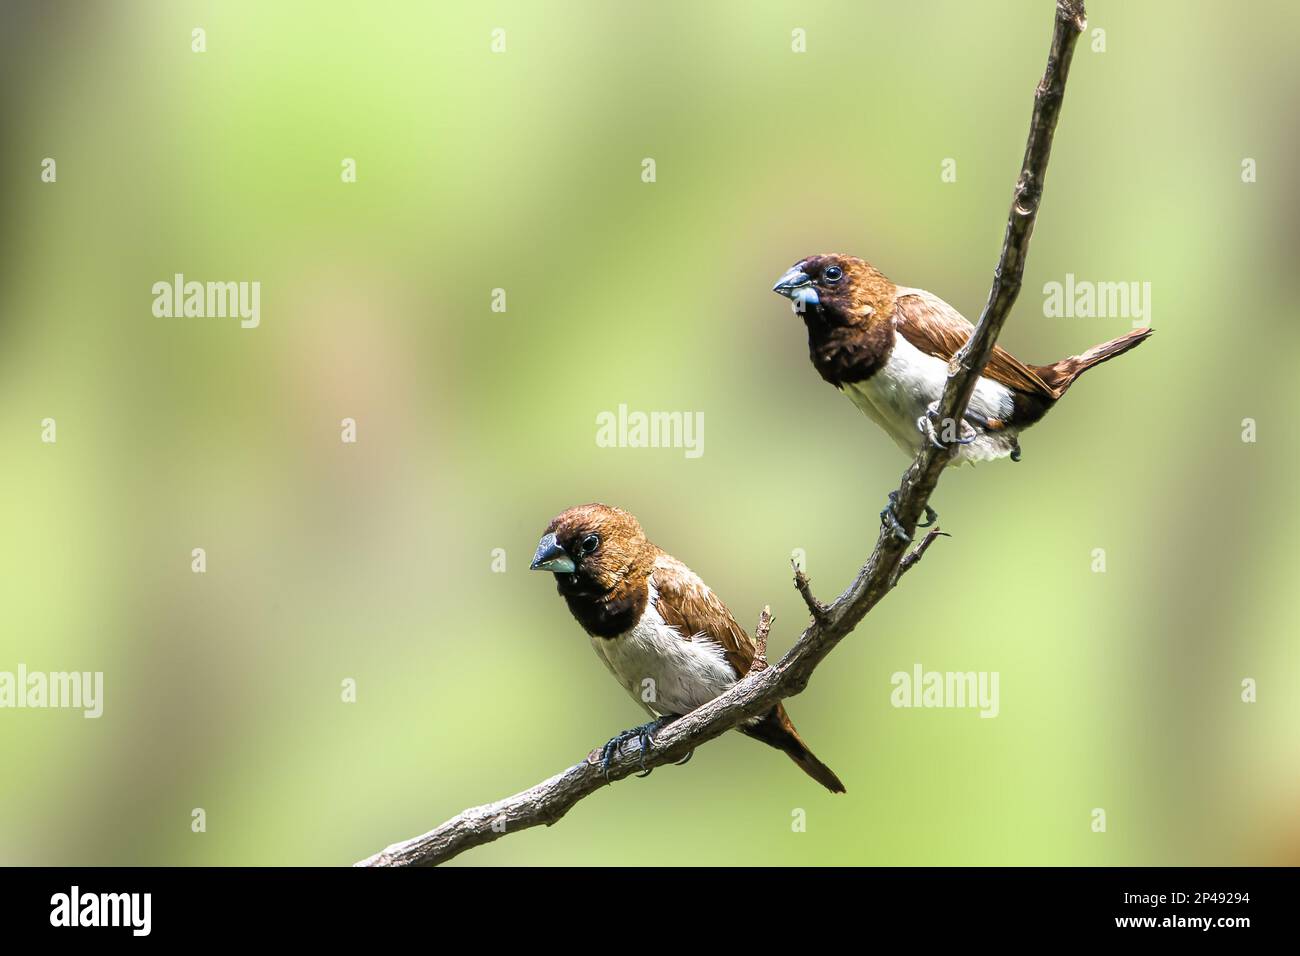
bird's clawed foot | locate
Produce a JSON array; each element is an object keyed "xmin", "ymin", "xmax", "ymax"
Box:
[
  {"xmin": 599, "ymin": 715, "xmax": 674, "ymax": 781},
  {"xmin": 878, "ymin": 490, "xmax": 909, "ymax": 543},
  {"xmin": 881, "ymin": 491, "xmax": 939, "ymax": 544},
  {"xmin": 916, "ymin": 402, "xmax": 977, "ymax": 450}
]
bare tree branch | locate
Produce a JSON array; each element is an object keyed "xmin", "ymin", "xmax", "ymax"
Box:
[{"xmin": 356, "ymin": 0, "xmax": 1087, "ymax": 868}]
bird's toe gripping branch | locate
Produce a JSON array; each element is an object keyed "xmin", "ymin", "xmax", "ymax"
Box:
[
  {"xmin": 916, "ymin": 402, "xmax": 978, "ymax": 451},
  {"xmin": 598, "ymin": 715, "xmax": 676, "ymax": 781},
  {"xmin": 880, "ymin": 490, "xmax": 938, "ymax": 544}
]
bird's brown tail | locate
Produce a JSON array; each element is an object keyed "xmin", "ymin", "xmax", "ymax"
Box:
[
  {"xmin": 741, "ymin": 704, "xmax": 846, "ymax": 794},
  {"xmin": 1036, "ymin": 327, "xmax": 1153, "ymax": 398}
]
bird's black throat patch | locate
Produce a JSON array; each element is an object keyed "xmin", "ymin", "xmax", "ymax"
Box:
[
  {"xmin": 804, "ymin": 308, "xmax": 895, "ymax": 388},
  {"xmin": 555, "ymin": 574, "xmax": 647, "ymax": 639}
]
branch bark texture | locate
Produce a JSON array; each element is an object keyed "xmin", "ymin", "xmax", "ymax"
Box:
[{"xmin": 357, "ymin": 0, "xmax": 1087, "ymax": 868}]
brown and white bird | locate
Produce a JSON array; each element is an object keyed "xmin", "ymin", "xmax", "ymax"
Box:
[
  {"xmin": 530, "ymin": 503, "xmax": 845, "ymax": 793},
  {"xmin": 773, "ymin": 254, "xmax": 1152, "ymax": 534}
]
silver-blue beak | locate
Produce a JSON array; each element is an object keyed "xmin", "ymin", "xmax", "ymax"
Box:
[
  {"xmin": 530, "ymin": 532, "xmax": 575, "ymax": 573},
  {"xmin": 772, "ymin": 268, "xmax": 819, "ymax": 309}
]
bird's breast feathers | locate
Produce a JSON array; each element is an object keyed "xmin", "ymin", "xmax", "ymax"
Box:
[
  {"xmin": 843, "ymin": 330, "xmax": 1019, "ymax": 464},
  {"xmin": 590, "ymin": 567, "xmax": 743, "ymax": 718}
]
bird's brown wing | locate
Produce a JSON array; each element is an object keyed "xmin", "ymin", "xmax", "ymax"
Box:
[
  {"xmin": 652, "ymin": 555, "xmax": 845, "ymax": 792},
  {"xmin": 651, "ymin": 552, "xmax": 753, "ymax": 678},
  {"xmin": 893, "ymin": 287, "xmax": 1057, "ymax": 398}
]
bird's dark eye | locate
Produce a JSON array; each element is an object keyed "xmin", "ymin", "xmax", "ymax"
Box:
[
  {"xmin": 580, "ymin": 534, "xmax": 600, "ymax": 555},
  {"xmin": 824, "ymin": 265, "xmax": 843, "ymax": 283}
]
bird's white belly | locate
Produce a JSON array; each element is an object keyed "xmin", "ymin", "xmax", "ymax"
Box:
[
  {"xmin": 590, "ymin": 586, "xmax": 737, "ymax": 717},
  {"xmin": 843, "ymin": 333, "xmax": 1019, "ymax": 465}
]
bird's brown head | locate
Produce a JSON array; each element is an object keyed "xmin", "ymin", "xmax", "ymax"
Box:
[
  {"xmin": 771, "ymin": 254, "xmax": 900, "ymax": 387},
  {"xmin": 530, "ymin": 503, "xmax": 656, "ymax": 635},
  {"xmin": 771, "ymin": 254, "xmax": 897, "ymax": 329}
]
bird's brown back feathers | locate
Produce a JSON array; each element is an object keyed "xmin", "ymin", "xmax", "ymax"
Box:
[
  {"xmin": 651, "ymin": 559, "xmax": 846, "ymax": 793},
  {"xmin": 893, "ymin": 288, "xmax": 1057, "ymax": 398},
  {"xmin": 894, "ymin": 289, "xmax": 1153, "ymax": 401},
  {"xmin": 651, "ymin": 551, "xmax": 754, "ymax": 678}
]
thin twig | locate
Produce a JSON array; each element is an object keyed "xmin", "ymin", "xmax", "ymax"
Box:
[
  {"xmin": 750, "ymin": 605, "xmax": 773, "ymax": 672},
  {"xmin": 792, "ymin": 563, "xmax": 830, "ymax": 625},
  {"xmin": 356, "ymin": 0, "xmax": 1086, "ymax": 867},
  {"xmin": 894, "ymin": 528, "xmax": 951, "ymax": 585}
]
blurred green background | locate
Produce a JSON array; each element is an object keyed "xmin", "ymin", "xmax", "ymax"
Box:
[{"xmin": 1, "ymin": 0, "xmax": 1296, "ymax": 866}]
